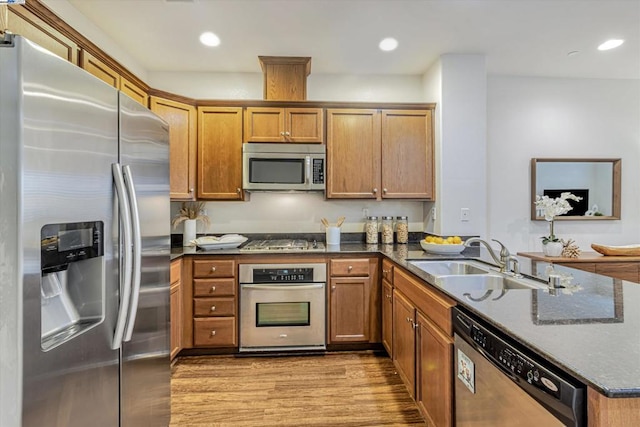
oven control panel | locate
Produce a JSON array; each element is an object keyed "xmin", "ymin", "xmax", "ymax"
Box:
[{"xmin": 253, "ymin": 267, "xmax": 314, "ymax": 283}]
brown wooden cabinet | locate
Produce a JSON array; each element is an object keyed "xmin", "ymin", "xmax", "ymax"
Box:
[
  {"xmin": 381, "ymin": 109, "xmax": 434, "ymax": 199},
  {"xmin": 170, "ymin": 259, "xmax": 182, "ymax": 360},
  {"xmin": 244, "ymin": 107, "xmax": 323, "ymax": 143},
  {"xmin": 391, "ymin": 265, "xmax": 455, "ymax": 426},
  {"xmin": 191, "ymin": 258, "xmax": 237, "ymax": 348},
  {"xmin": 80, "ymin": 50, "xmax": 148, "ymax": 106},
  {"xmin": 326, "ymin": 109, "xmax": 381, "ymax": 199},
  {"xmin": 197, "ymin": 107, "xmax": 244, "ymax": 200},
  {"xmin": 328, "ymin": 257, "xmax": 380, "ymax": 344},
  {"xmin": 5, "ymin": 5, "xmax": 79, "ymax": 64},
  {"xmin": 381, "ymin": 259, "xmax": 395, "ymax": 356},
  {"xmin": 150, "ymin": 97, "xmax": 197, "ymax": 200},
  {"xmin": 326, "ymin": 108, "xmax": 434, "ymax": 200}
]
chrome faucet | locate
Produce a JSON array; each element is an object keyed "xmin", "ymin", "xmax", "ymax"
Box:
[{"xmin": 464, "ymin": 238, "xmax": 521, "ymax": 277}]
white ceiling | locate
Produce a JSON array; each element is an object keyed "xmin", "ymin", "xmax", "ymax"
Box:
[{"xmin": 56, "ymin": 0, "xmax": 639, "ymax": 79}]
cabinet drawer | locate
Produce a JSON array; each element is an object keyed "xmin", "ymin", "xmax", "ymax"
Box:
[
  {"xmin": 193, "ymin": 259, "xmax": 236, "ymax": 278},
  {"xmin": 394, "ymin": 268, "xmax": 455, "ymax": 336},
  {"xmin": 382, "ymin": 259, "xmax": 394, "ymax": 283},
  {"xmin": 170, "ymin": 259, "xmax": 181, "ymax": 284},
  {"xmin": 331, "ymin": 258, "xmax": 370, "ymax": 277},
  {"xmin": 193, "ymin": 297, "xmax": 236, "ymax": 317},
  {"xmin": 193, "ymin": 317, "xmax": 237, "ymax": 347},
  {"xmin": 193, "ymin": 278, "xmax": 236, "ymax": 297}
]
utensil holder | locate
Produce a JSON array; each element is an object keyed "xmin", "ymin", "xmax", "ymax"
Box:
[{"xmin": 326, "ymin": 226, "xmax": 340, "ymax": 245}]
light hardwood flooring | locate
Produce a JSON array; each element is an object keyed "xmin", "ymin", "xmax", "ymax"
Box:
[{"xmin": 170, "ymin": 352, "xmax": 426, "ymax": 426}]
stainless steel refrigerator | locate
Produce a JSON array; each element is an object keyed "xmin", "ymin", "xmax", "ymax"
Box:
[{"xmin": 0, "ymin": 35, "xmax": 171, "ymax": 427}]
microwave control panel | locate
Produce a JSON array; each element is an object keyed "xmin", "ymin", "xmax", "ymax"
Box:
[{"xmin": 312, "ymin": 159, "xmax": 325, "ymax": 184}]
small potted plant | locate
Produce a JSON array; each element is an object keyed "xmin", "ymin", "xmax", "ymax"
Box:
[
  {"xmin": 172, "ymin": 202, "xmax": 210, "ymax": 246},
  {"xmin": 534, "ymin": 192, "xmax": 582, "ymax": 256}
]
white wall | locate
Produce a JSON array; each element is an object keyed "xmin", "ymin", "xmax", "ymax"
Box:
[{"xmin": 487, "ymin": 76, "xmax": 640, "ymax": 251}]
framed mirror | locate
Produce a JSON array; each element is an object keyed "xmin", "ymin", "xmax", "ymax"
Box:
[{"xmin": 531, "ymin": 158, "xmax": 621, "ymax": 220}]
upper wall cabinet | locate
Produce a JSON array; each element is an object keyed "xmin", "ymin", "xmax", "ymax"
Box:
[
  {"xmin": 531, "ymin": 158, "xmax": 621, "ymax": 220},
  {"xmin": 197, "ymin": 107, "xmax": 244, "ymax": 200},
  {"xmin": 5, "ymin": 5, "xmax": 79, "ymax": 64},
  {"xmin": 326, "ymin": 108, "xmax": 434, "ymax": 200},
  {"xmin": 150, "ymin": 96, "xmax": 197, "ymax": 200},
  {"xmin": 81, "ymin": 50, "xmax": 148, "ymax": 106},
  {"xmin": 244, "ymin": 107, "xmax": 324, "ymax": 143}
]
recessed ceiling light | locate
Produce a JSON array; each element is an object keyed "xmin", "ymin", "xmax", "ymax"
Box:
[
  {"xmin": 379, "ymin": 37, "xmax": 398, "ymax": 52},
  {"xmin": 597, "ymin": 39, "xmax": 624, "ymax": 51},
  {"xmin": 199, "ymin": 32, "xmax": 220, "ymax": 47}
]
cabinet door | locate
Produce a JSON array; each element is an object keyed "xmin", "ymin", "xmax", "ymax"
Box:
[
  {"xmin": 382, "ymin": 279, "xmax": 393, "ymax": 356},
  {"xmin": 150, "ymin": 97, "xmax": 197, "ymax": 200},
  {"xmin": 7, "ymin": 6, "xmax": 79, "ymax": 64},
  {"xmin": 197, "ymin": 107, "xmax": 244, "ymax": 200},
  {"xmin": 286, "ymin": 108, "xmax": 324, "ymax": 143},
  {"xmin": 329, "ymin": 276, "xmax": 371, "ymax": 343},
  {"xmin": 326, "ymin": 109, "xmax": 381, "ymax": 199},
  {"xmin": 381, "ymin": 109, "xmax": 434, "ymax": 199},
  {"xmin": 120, "ymin": 76, "xmax": 148, "ymax": 106},
  {"xmin": 170, "ymin": 260, "xmax": 182, "ymax": 360},
  {"xmin": 392, "ymin": 289, "xmax": 416, "ymax": 398},
  {"xmin": 81, "ymin": 50, "xmax": 120, "ymax": 88},
  {"xmin": 244, "ymin": 107, "xmax": 285, "ymax": 142},
  {"xmin": 416, "ymin": 312, "xmax": 453, "ymax": 427}
]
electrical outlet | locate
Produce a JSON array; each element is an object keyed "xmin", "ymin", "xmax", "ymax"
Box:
[
  {"xmin": 431, "ymin": 207, "xmax": 436, "ymax": 221},
  {"xmin": 460, "ymin": 208, "xmax": 470, "ymax": 222},
  {"xmin": 362, "ymin": 208, "xmax": 369, "ymax": 218}
]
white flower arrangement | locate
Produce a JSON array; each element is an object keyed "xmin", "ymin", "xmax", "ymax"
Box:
[{"xmin": 534, "ymin": 192, "xmax": 582, "ymax": 243}]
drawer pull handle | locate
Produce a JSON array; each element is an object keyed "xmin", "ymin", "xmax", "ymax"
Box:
[
  {"xmin": 211, "ymin": 266, "xmax": 216, "ymax": 272},
  {"xmin": 211, "ymin": 286, "xmax": 216, "ymax": 292},
  {"xmin": 210, "ymin": 330, "xmax": 216, "ymax": 336},
  {"xmin": 210, "ymin": 306, "xmax": 216, "ymax": 312}
]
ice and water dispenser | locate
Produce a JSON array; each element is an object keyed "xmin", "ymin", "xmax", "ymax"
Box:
[{"xmin": 40, "ymin": 221, "xmax": 105, "ymax": 350}]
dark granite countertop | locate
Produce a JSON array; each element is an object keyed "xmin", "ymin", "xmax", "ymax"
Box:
[{"xmin": 171, "ymin": 242, "xmax": 640, "ymax": 398}]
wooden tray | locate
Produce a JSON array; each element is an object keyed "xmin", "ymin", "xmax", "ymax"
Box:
[{"xmin": 591, "ymin": 243, "xmax": 640, "ymax": 256}]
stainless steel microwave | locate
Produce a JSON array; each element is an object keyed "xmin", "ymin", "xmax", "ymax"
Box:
[{"xmin": 242, "ymin": 143, "xmax": 326, "ymax": 192}]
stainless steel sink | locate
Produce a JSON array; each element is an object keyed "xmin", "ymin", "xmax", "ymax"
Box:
[
  {"xmin": 408, "ymin": 260, "xmax": 492, "ymax": 278},
  {"xmin": 435, "ymin": 274, "xmax": 546, "ymax": 290}
]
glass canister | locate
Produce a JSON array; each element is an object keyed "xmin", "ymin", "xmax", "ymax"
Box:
[
  {"xmin": 365, "ymin": 216, "xmax": 379, "ymax": 244},
  {"xmin": 396, "ymin": 216, "xmax": 409, "ymax": 244},
  {"xmin": 381, "ymin": 216, "xmax": 394, "ymax": 244}
]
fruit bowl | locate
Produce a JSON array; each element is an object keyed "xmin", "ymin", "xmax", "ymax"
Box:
[{"xmin": 420, "ymin": 241, "xmax": 466, "ymax": 254}]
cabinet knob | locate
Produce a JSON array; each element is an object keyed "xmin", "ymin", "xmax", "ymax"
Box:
[
  {"xmin": 284, "ymin": 131, "xmax": 290, "ymax": 136},
  {"xmin": 210, "ymin": 306, "xmax": 216, "ymax": 312},
  {"xmin": 211, "ymin": 266, "xmax": 216, "ymax": 272},
  {"xmin": 406, "ymin": 317, "xmax": 411, "ymax": 323},
  {"xmin": 236, "ymin": 188, "xmax": 241, "ymax": 194},
  {"xmin": 383, "ymin": 188, "xmax": 387, "ymax": 194},
  {"xmin": 331, "ymin": 285, "xmax": 336, "ymax": 290},
  {"xmin": 373, "ymin": 188, "xmax": 378, "ymax": 194},
  {"xmin": 189, "ymin": 187, "xmax": 194, "ymax": 193},
  {"xmin": 412, "ymin": 322, "xmax": 418, "ymax": 329},
  {"xmin": 280, "ymin": 131, "xmax": 285, "ymax": 136},
  {"xmin": 211, "ymin": 285, "xmax": 216, "ymax": 292},
  {"xmin": 210, "ymin": 330, "xmax": 216, "ymax": 336},
  {"xmin": 348, "ymin": 265, "xmax": 353, "ymax": 271}
]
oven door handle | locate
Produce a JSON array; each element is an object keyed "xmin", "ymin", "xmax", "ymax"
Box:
[{"xmin": 241, "ymin": 283, "xmax": 323, "ymax": 291}]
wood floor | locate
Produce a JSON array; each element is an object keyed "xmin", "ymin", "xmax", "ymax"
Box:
[{"xmin": 170, "ymin": 352, "xmax": 426, "ymax": 426}]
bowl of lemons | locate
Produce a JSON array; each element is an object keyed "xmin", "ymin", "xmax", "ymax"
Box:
[{"xmin": 420, "ymin": 235, "xmax": 466, "ymax": 254}]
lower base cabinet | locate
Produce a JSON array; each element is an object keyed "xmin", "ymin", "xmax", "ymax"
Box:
[{"xmin": 391, "ymin": 267, "xmax": 455, "ymax": 426}]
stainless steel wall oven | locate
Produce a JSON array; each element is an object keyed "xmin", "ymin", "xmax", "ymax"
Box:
[{"xmin": 239, "ymin": 263, "xmax": 326, "ymax": 352}]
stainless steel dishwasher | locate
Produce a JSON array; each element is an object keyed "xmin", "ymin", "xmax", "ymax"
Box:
[{"xmin": 453, "ymin": 307, "xmax": 585, "ymax": 426}]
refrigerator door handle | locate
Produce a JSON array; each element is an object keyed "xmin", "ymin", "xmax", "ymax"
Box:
[
  {"xmin": 112, "ymin": 163, "xmax": 134, "ymax": 349},
  {"xmin": 122, "ymin": 164, "xmax": 142, "ymax": 342}
]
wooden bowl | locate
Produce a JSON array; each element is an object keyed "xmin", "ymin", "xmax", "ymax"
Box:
[{"xmin": 591, "ymin": 243, "xmax": 640, "ymax": 256}]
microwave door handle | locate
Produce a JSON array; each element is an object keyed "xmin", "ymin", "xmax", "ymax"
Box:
[{"xmin": 305, "ymin": 156, "xmax": 311, "ymax": 185}]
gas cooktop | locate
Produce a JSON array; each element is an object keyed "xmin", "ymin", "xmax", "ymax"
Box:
[{"xmin": 239, "ymin": 239, "xmax": 325, "ymax": 252}]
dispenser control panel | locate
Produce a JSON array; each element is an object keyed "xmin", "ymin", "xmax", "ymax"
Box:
[{"xmin": 41, "ymin": 221, "xmax": 103, "ymax": 274}]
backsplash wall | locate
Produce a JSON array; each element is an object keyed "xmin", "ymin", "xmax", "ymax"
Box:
[{"xmin": 170, "ymin": 193, "xmax": 427, "ymax": 237}]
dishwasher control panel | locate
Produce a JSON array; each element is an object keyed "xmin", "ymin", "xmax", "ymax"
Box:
[{"xmin": 458, "ymin": 310, "xmax": 567, "ymax": 399}]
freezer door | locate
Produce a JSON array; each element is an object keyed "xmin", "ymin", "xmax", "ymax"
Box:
[
  {"xmin": 0, "ymin": 36, "xmax": 120, "ymax": 427},
  {"xmin": 118, "ymin": 92, "xmax": 171, "ymax": 427}
]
